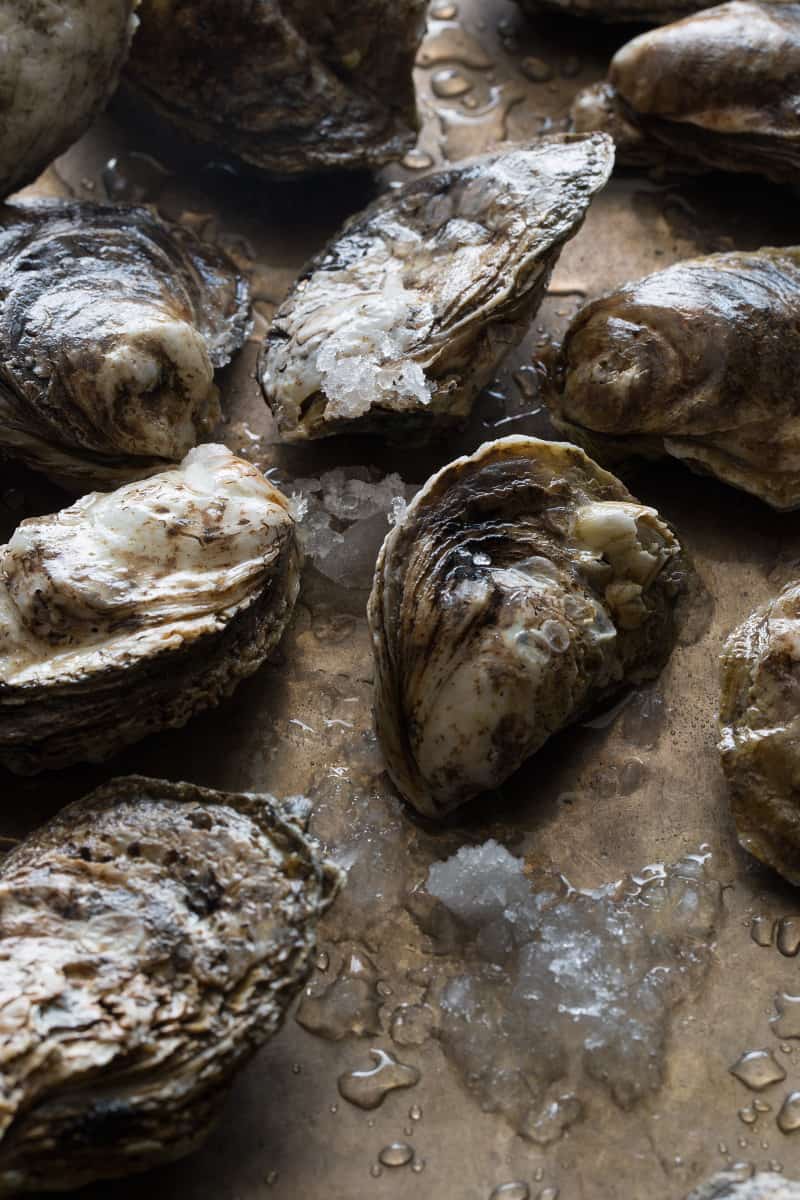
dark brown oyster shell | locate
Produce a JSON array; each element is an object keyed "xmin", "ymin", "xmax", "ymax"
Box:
[
  {"xmin": 548, "ymin": 246, "xmax": 800, "ymax": 509},
  {"xmin": 368, "ymin": 435, "xmax": 689, "ymax": 817},
  {"xmin": 0, "ymin": 775, "xmax": 340, "ymax": 1193},
  {"xmin": 570, "ymin": 1, "xmax": 800, "ymax": 185},
  {"xmin": 0, "ymin": 1, "xmax": 138, "ymax": 199},
  {"xmin": 720, "ymin": 581, "xmax": 800, "ymax": 885},
  {"xmin": 260, "ymin": 135, "xmax": 614, "ymax": 442},
  {"xmin": 0, "ymin": 200, "xmax": 249, "ymax": 489},
  {"xmin": 123, "ymin": 0, "xmax": 426, "ymax": 176},
  {"xmin": 0, "ymin": 445, "xmax": 301, "ymax": 774}
]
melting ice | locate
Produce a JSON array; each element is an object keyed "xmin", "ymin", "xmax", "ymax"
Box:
[{"xmin": 423, "ymin": 839, "xmax": 723, "ymax": 1142}]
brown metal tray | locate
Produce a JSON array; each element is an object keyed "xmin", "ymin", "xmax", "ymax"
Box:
[{"xmin": 5, "ymin": 2, "xmax": 800, "ymax": 1196}]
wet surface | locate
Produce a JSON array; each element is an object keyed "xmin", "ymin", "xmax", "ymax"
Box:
[{"xmin": 5, "ymin": 0, "xmax": 800, "ymax": 1197}]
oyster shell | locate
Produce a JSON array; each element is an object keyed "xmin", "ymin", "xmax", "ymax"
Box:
[
  {"xmin": 719, "ymin": 581, "xmax": 800, "ymax": 884},
  {"xmin": 515, "ymin": 0, "xmax": 714, "ymax": 23},
  {"xmin": 123, "ymin": 0, "xmax": 426, "ymax": 176},
  {"xmin": 687, "ymin": 1175, "xmax": 800, "ymax": 1200},
  {"xmin": 368, "ymin": 435, "xmax": 688, "ymax": 817},
  {"xmin": 0, "ymin": 774, "xmax": 340, "ymax": 1194},
  {"xmin": 0, "ymin": 1, "xmax": 138, "ymax": 199},
  {"xmin": 260, "ymin": 135, "xmax": 614, "ymax": 442},
  {"xmin": 548, "ymin": 247, "xmax": 800, "ymax": 510},
  {"xmin": 570, "ymin": 2, "xmax": 800, "ymax": 185},
  {"xmin": 0, "ymin": 444, "xmax": 300, "ymax": 774},
  {"xmin": 0, "ymin": 199, "xmax": 249, "ymax": 489}
]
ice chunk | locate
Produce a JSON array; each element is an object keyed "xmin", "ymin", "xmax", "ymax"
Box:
[{"xmin": 420, "ymin": 842, "xmax": 723, "ymax": 1142}]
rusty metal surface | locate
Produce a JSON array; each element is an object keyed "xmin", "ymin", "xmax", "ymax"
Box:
[{"xmin": 5, "ymin": 1, "xmax": 800, "ymax": 1197}]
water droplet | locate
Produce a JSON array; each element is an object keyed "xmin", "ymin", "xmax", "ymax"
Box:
[
  {"xmin": 750, "ymin": 916, "xmax": 775, "ymax": 947},
  {"xmin": 409, "ymin": 1103, "xmax": 423, "ymax": 1121},
  {"xmin": 404, "ymin": 1125, "xmax": 414, "ymax": 1136},
  {"xmin": 376, "ymin": 980, "xmax": 393, "ymax": 998},
  {"xmin": 295, "ymin": 947, "xmax": 381, "ymax": 1039},
  {"xmin": 729, "ymin": 1163, "xmax": 755, "ymax": 1181},
  {"xmin": 265, "ymin": 1170, "xmax": 279, "ymax": 1186},
  {"xmin": 739, "ymin": 1106, "xmax": 758, "ymax": 1125},
  {"xmin": 534, "ymin": 1168, "xmax": 545, "ymax": 1183},
  {"xmin": 778, "ymin": 1091, "xmax": 800, "ymax": 1133},
  {"xmin": 391, "ymin": 1003, "xmax": 436, "ymax": 1046},
  {"xmin": 520, "ymin": 56, "xmax": 552, "ymax": 83},
  {"xmin": 770, "ymin": 1161, "xmax": 784, "ymax": 1173},
  {"xmin": 538, "ymin": 1189, "xmax": 559, "ymax": 1200},
  {"xmin": 411, "ymin": 1158, "xmax": 426, "ymax": 1173},
  {"xmin": 402, "ymin": 148, "xmax": 435, "ymax": 171},
  {"xmin": 718, "ymin": 1142, "xmax": 729, "ymax": 1155},
  {"xmin": 338, "ymin": 1048, "xmax": 420, "ymax": 1109},
  {"xmin": 417, "ymin": 27, "xmax": 493, "ymax": 69},
  {"xmin": 432, "ymin": 68, "xmax": 473, "ymax": 98},
  {"xmin": 291, "ymin": 1063, "xmax": 301, "ymax": 1075},
  {"xmin": 776, "ymin": 917, "xmax": 800, "ymax": 956},
  {"xmin": 370, "ymin": 1163, "xmax": 383, "ymax": 1178},
  {"xmin": 101, "ymin": 152, "xmax": 171, "ymax": 204},
  {"xmin": 772, "ymin": 993, "xmax": 800, "ymax": 1039},
  {"xmin": 754, "ymin": 1099, "xmax": 773, "ymax": 1113},
  {"xmin": 437, "ymin": 81, "xmax": 525, "ymax": 161},
  {"xmin": 316, "ymin": 949, "xmax": 330, "ymax": 971},
  {"xmin": 430, "ymin": 0, "xmax": 458, "ymax": 16},
  {"xmin": 490, "ymin": 1184, "xmax": 530, "ymax": 1200},
  {"xmin": 330, "ymin": 1103, "xmax": 338, "ymax": 1114},
  {"xmin": 730, "ymin": 1049, "xmax": 787, "ymax": 1091},
  {"xmin": 379, "ymin": 1142, "xmax": 414, "ymax": 1168}
]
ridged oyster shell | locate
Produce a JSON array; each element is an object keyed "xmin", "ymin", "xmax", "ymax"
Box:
[
  {"xmin": 0, "ymin": 775, "xmax": 340, "ymax": 1194},
  {"xmin": 0, "ymin": 200, "xmax": 249, "ymax": 488},
  {"xmin": 123, "ymin": 0, "xmax": 426, "ymax": 176},
  {"xmin": 571, "ymin": 2, "xmax": 800, "ymax": 186},
  {"xmin": 368, "ymin": 436, "xmax": 689, "ymax": 817},
  {"xmin": 260, "ymin": 135, "xmax": 614, "ymax": 442},
  {"xmin": 720, "ymin": 581, "xmax": 800, "ymax": 884},
  {"xmin": 548, "ymin": 247, "xmax": 800, "ymax": 510},
  {"xmin": 0, "ymin": 444, "xmax": 301, "ymax": 773},
  {"xmin": 0, "ymin": 1, "xmax": 138, "ymax": 199}
]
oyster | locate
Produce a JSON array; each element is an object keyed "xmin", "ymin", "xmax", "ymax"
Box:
[
  {"xmin": 548, "ymin": 247, "xmax": 800, "ymax": 510},
  {"xmin": 687, "ymin": 1175, "xmax": 800, "ymax": 1200},
  {"xmin": 0, "ymin": 1, "xmax": 138, "ymax": 199},
  {"xmin": 0, "ymin": 199, "xmax": 249, "ymax": 489},
  {"xmin": 0, "ymin": 444, "xmax": 300, "ymax": 774},
  {"xmin": 515, "ymin": 0, "xmax": 714, "ymax": 23},
  {"xmin": 570, "ymin": 1, "xmax": 800, "ymax": 185},
  {"xmin": 719, "ymin": 580, "xmax": 800, "ymax": 884},
  {"xmin": 368, "ymin": 435, "xmax": 688, "ymax": 817},
  {"xmin": 0, "ymin": 774, "xmax": 340, "ymax": 1193},
  {"xmin": 260, "ymin": 135, "xmax": 614, "ymax": 442},
  {"xmin": 123, "ymin": 0, "xmax": 426, "ymax": 176}
]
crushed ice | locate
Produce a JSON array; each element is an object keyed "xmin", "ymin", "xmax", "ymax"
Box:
[
  {"xmin": 288, "ymin": 467, "xmax": 416, "ymax": 589},
  {"xmin": 419, "ymin": 839, "xmax": 723, "ymax": 1142}
]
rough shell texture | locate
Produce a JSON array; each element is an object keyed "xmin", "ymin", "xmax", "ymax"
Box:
[
  {"xmin": 0, "ymin": 200, "xmax": 250, "ymax": 489},
  {"xmin": 719, "ymin": 581, "xmax": 800, "ymax": 885},
  {"xmin": 260, "ymin": 135, "xmax": 614, "ymax": 442},
  {"xmin": 687, "ymin": 1174, "xmax": 800, "ymax": 1200},
  {"xmin": 123, "ymin": 0, "xmax": 426, "ymax": 176},
  {"xmin": 0, "ymin": 775, "xmax": 340, "ymax": 1194},
  {"xmin": 549, "ymin": 247, "xmax": 800, "ymax": 510},
  {"xmin": 515, "ymin": 0, "xmax": 716, "ymax": 23},
  {"xmin": 574, "ymin": 2, "xmax": 800, "ymax": 184},
  {"xmin": 368, "ymin": 436, "xmax": 689, "ymax": 817},
  {"xmin": 0, "ymin": 0, "xmax": 138, "ymax": 199},
  {"xmin": 0, "ymin": 444, "xmax": 301, "ymax": 774}
]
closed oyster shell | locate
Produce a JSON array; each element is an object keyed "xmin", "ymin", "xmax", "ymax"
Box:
[
  {"xmin": 549, "ymin": 247, "xmax": 800, "ymax": 510},
  {"xmin": 687, "ymin": 1174, "xmax": 800, "ymax": 1200},
  {"xmin": 0, "ymin": 200, "xmax": 249, "ymax": 489},
  {"xmin": 0, "ymin": 444, "xmax": 301, "ymax": 774},
  {"xmin": 515, "ymin": 0, "xmax": 715, "ymax": 23},
  {"xmin": 0, "ymin": 774, "xmax": 340, "ymax": 1194},
  {"xmin": 260, "ymin": 135, "xmax": 614, "ymax": 442},
  {"xmin": 571, "ymin": 2, "xmax": 800, "ymax": 185},
  {"xmin": 0, "ymin": 1, "xmax": 138, "ymax": 199},
  {"xmin": 368, "ymin": 435, "xmax": 688, "ymax": 817},
  {"xmin": 123, "ymin": 0, "xmax": 426, "ymax": 176},
  {"xmin": 719, "ymin": 581, "xmax": 800, "ymax": 884}
]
